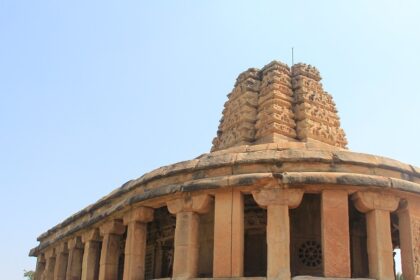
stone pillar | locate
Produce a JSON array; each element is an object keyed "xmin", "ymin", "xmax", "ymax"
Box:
[
  {"xmin": 42, "ymin": 249, "xmax": 55, "ymax": 280},
  {"xmin": 122, "ymin": 206, "xmax": 154, "ymax": 280},
  {"xmin": 81, "ymin": 229, "xmax": 101, "ymax": 280},
  {"xmin": 66, "ymin": 237, "xmax": 84, "ymax": 280},
  {"xmin": 321, "ymin": 190, "xmax": 351, "ymax": 277},
  {"xmin": 398, "ymin": 197, "xmax": 420, "ymax": 280},
  {"xmin": 352, "ymin": 191, "xmax": 399, "ymax": 280},
  {"xmin": 54, "ymin": 243, "xmax": 68, "ymax": 280},
  {"xmin": 213, "ymin": 190, "xmax": 244, "ymax": 277},
  {"xmin": 98, "ymin": 220, "xmax": 126, "ymax": 280},
  {"xmin": 167, "ymin": 194, "xmax": 213, "ymax": 279},
  {"xmin": 252, "ymin": 188, "xmax": 303, "ymax": 280},
  {"xmin": 34, "ymin": 254, "xmax": 46, "ymax": 280}
]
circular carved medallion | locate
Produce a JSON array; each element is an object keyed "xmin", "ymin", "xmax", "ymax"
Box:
[{"xmin": 298, "ymin": 240, "xmax": 322, "ymax": 267}]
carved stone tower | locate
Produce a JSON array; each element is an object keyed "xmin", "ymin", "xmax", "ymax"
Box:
[{"xmin": 212, "ymin": 61, "xmax": 347, "ymax": 151}]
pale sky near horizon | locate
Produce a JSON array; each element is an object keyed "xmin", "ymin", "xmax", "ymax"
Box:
[{"xmin": 1, "ymin": 1, "xmax": 419, "ymax": 279}]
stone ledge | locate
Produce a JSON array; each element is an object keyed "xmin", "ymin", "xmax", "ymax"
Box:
[
  {"xmin": 30, "ymin": 171, "xmax": 420, "ymax": 256},
  {"xmin": 33, "ymin": 145, "xmax": 420, "ymax": 251}
]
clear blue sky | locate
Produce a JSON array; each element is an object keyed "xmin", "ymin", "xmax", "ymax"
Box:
[{"xmin": 1, "ymin": 1, "xmax": 419, "ymax": 279}]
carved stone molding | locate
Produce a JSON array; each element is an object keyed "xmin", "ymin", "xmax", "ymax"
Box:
[
  {"xmin": 352, "ymin": 191, "xmax": 399, "ymax": 213},
  {"xmin": 99, "ymin": 219, "xmax": 125, "ymax": 236},
  {"xmin": 123, "ymin": 206, "xmax": 154, "ymax": 225},
  {"xmin": 81, "ymin": 228, "xmax": 100, "ymax": 243},
  {"xmin": 252, "ymin": 188, "xmax": 304, "ymax": 208}
]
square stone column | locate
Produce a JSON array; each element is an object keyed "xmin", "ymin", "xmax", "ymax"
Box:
[
  {"xmin": 213, "ymin": 190, "xmax": 244, "ymax": 277},
  {"xmin": 352, "ymin": 191, "xmax": 399, "ymax": 280},
  {"xmin": 34, "ymin": 254, "xmax": 46, "ymax": 280},
  {"xmin": 167, "ymin": 194, "xmax": 212, "ymax": 279},
  {"xmin": 398, "ymin": 197, "xmax": 420, "ymax": 280},
  {"xmin": 253, "ymin": 188, "xmax": 303, "ymax": 280},
  {"xmin": 66, "ymin": 237, "xmax": 84, "ymax": 280},
  {"xmin": 98, "ymin": 220, "xmax": 126, "ymax": 280},
  {"xmin": 81, "ymin": 229, "xmax": 101, "ymax": 280},
  {"xmin": 321, "ymin": 190, "xmax": 351, "ymax": 277},
  {"xmin": 122, "ymin": 206, "xmax": 154, "ymax": 280},
  {"xmin": 53, "ymin": 243, "xmax": 68, "ymax": 280},
  {"xmin": 42, "ymin": 249, "xmax": 55, "ymax": 280}
]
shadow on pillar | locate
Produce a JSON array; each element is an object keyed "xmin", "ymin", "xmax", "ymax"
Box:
[
  {"xmin": 391, "ymin": 211, "xmax": 401, "ymax": 278},
  {"xmin": 290, "ymin": 193, "xmax": 322, "ymax": 277},
  {"xmin": 349, "ymin": 197, "xmax": 369, "ymax": 278},
  {"xmin": 197, "ymin": 201, "xmax": 215, "ymax": 278},
  {"xmin": 117, "ymin": 230, "xmax": 127, "ymax": 280},
  {"xmin": 244, "ymin": 194, "xmax": 267, "ymax": 277},
  {"xmin": 145, "ymin": 207, "xmax": 175, "ymax": 279}
]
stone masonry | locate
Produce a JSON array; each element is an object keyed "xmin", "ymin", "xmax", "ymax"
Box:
[
  {"xmin": 212, "ymin": 61, "xmax": 347, "ymax": 151},
  {"xmin": 30, "ymin": 60, "xmax": 420, "ymax": 280}
]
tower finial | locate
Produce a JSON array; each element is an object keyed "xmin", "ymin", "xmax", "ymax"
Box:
[{"xmin": 291, "ymin": 47, "xmax": 294, "ymax": 66}]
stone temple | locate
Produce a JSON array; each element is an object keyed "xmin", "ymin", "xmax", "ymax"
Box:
[{"xmin": 30, "ymin": 61, "xmax": 420, "ymax": 280}]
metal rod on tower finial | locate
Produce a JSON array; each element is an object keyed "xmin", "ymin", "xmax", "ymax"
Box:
[{"xmin": 292, "ymin": 47, "xmax": 294, "ymax": 66}]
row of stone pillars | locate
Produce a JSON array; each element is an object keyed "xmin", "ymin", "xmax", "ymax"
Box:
[{"xmin": 35, "ymin": 188, "xmax": 419, "ymax": 280}]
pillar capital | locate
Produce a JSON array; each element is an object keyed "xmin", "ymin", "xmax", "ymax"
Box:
[
  {"xmin": 99, "ymin": 219, "xmax": 125, "ymax": 236},
  {"xmin": 55, "ymin": 242, "xmax": 68, "ymax": 254},
  {"xmin": 123, "ymin": 206, "xmax": 154, "ymax": 225},
  {"xmin": 44, "ymin": 248, "xmax": 55, "ymax": 259},
  {"xmin": 38, "ymin": 253, "xmax": 46, "ymax": 263},
  {"xmin": 82, "ymin": 229, "xmax": 101, "ymax": 243},
  {"xmin": 167, "ymin": 193, "xmax": 213, "ymax": 214},
  {"xmin": 252, "ymin": 188, "xmax": 303, "ymax": 208},
  {"xmin": 352, "ymin": 191, "xmax": 399, "ymax": 213},
  {"xmin": 68, "ymin": 236, "xmax": 83, "ymax": 250}
]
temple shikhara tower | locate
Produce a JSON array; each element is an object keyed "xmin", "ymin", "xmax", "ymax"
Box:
[{"xmin": 30, "ymin": 61, "xmax": 420, "ymax": 280}]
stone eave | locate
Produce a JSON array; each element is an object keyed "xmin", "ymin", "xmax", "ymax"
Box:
[{"xmin": 30, "ymin": 145, "xmax": 420, "ymax": 257}]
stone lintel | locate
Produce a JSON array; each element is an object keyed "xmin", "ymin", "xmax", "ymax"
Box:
[
  {"xmin": 82, "ymin": 229, "xmax": 101, "ymax": 243},
  {"xmin": 352, "ymin": 191, "xmax": 399, "ymax": 213},
  {"xmin": 99, "ymin": 219, "xmax": 125, "ymax": 236},
  {"xmin": 167, "ymin": 193, "xmax": 213, "ymax": 214},
  {"xmin": 252, "ymin": 188, "xmax": 303, "ymax": 208},
  {"xmin": 123, "ymin": 206, "xmax": 154, "ymax": 225}
]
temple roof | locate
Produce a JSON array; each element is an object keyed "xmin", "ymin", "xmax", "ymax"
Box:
[{"xmin": 212, "ymin": 61, "xmax": 347, "ymax": 151}]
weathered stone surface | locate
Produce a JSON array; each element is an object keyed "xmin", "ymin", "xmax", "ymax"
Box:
[
  {"xmin": 321, "ymin": 190, "xmax": 350, "ymax": 278},
  {"xmin": 213, "ymin": 190, "xmax": 244, "ymax": 277},
  {"xmin": 30, "ymin": 59, "xmax": 420, "ymax": 280},
  {"xmin": 398, "ymin": 197, "xmax": 420, "ymax": 280},
  {"xmin": 293, "ymin": 277, "xmax": 374, "ymax": 280},
  {"xmin": 352, "ymin": 191, "xmax": 399, "ymax": 280}
]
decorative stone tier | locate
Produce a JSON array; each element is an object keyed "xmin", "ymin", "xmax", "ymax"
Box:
[
  {"xmin": 212, "ymin": 61, "xmax": 347, "ymax": 151},
  {"xmin": 30, "ymin": 144, "xmax": 420, "ymax": 280}
]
